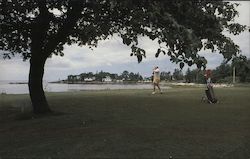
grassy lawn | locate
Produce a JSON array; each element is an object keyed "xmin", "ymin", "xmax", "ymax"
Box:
[{"xmin": 0, "ymin": 87, "xmax": 249, "ymax": 158}]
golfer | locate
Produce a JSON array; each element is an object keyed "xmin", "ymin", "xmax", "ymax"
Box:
[{"xmin": 152, "ymin": 66, "xmax": 162, "ymax": 94}]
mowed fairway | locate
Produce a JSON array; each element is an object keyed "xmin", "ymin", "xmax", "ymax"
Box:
[{"xmin": 0, "ymin": 87, "xmax": 249, "ymax": 158}]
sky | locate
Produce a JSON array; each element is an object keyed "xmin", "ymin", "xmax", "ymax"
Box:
[{"xmin": 0, "ymin": 1, "xmax": 249, "ymax": 81}]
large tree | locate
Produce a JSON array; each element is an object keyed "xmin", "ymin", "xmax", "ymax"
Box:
[{"xmin": 0, "ymin": 0, "xmax": 246, "ymax": 114}]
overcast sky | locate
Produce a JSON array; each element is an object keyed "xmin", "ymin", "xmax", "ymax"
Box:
[{"xmin": 0, "ymin": 1, "xmax": 249, "ymax": 81}]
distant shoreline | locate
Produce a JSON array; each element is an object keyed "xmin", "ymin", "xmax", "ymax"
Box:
[
  {"xmin": 8, "ymin": 81, "xmax": 152, "ymax": 85},
  {"xmin": 7, "ymin": 81, "xmax": 240, "ymax": 88},
  {"xmin": 9, "ymin": 82, "xmax": 28, "ymax": 84},
  {"xmin": 49, "ymin": 80, "xmax": 152, "ymax": 84}
]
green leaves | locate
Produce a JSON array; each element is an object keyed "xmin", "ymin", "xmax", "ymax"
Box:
[
  {"xmin": 195, "ymin": 57, "xmax": 207, "ymax": 69},
  {"xmin": 155, "ymin": 48, "xmax": 161, "ymax": 58},
  {"xmin": 130, "ymin": 45, "xmax": 146, "ymax": 63},
  {"xmin": 227, "ymin": 23, "xmax": 246, "ymax": 35},
  {"xmin": 155, "ymin": 48, "xmax": 167, "ymax": 58},
  {"xmin": 179, "ymin": 62, "xmax": 184, "ymax": 69},
  {"xmin": 204, "ymin": 41, "xmax": 215, "ymax": 52},
  {"xmin": 121, "ymin": 35, "xmax": 132, "ymax": 45},
  {"xmin": 187, "ymin": 60, "xmax": 193, "ymax": 67}
]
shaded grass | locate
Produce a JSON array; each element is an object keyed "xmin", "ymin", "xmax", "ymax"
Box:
[{"xmin": 0, "ymin": 87, "xmax": 249, "ymax": 158}]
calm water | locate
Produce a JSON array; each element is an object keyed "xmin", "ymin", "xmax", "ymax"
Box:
[{"xmin": 0, "ymin": 80, "xmax": 171, "ymax": 94}]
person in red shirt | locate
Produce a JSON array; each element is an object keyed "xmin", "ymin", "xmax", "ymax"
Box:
[{"xmin": 204, "ymin": 69, "xmax": 217, "ymax": 103}]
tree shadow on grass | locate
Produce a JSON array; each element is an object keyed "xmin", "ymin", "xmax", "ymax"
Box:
[
  {"xmin": 16, "ymin": 110, "xmax": 67, "ymax": 121},
  {"xmin": 0, "ymin": 106, "xmax": 66, "ymax": 122},
  {"xmin": 0, "ymin": 106, "xmax": 20, "ymax": 122}
]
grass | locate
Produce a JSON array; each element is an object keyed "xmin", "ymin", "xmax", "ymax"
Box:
[{"xmin": 0, "ymin": 87, "xmax": 249, "ymax": 158}]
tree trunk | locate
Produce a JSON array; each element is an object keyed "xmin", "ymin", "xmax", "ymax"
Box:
[{"xmin": 28, "ymin": 56, "xmax": 51, "ymax": 114}]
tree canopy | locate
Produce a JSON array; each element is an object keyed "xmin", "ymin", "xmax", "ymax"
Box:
[{"xmin": 0, "ymin": 0, "xmax": 246, "ymax": 68}]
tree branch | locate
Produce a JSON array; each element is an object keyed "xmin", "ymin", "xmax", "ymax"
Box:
[
  {"xmin": 44, "ymin": 0, "xmax": 85, "ymax": 57},
  {"xmin": 31, "ymin": 0, "xmax": 52, "ymax": 57}
]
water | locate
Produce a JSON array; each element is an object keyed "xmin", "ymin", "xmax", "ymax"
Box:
[{"xmin": 0, "ymin": 80, "xmax": 171, "ymax": 94}]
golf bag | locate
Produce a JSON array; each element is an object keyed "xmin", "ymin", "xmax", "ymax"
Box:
[{"xmin": 205, "ymin": 86, "xmax": 217, "ymax": 103}]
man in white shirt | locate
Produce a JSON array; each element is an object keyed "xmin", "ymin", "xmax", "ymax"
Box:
[{"xmin": 152, "ymin": 66, "xmax": 162, "ymax": 94}]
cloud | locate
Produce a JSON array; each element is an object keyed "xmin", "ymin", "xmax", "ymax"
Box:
[
  {"xmin": 234, "ymin": 1, "xmax": 250, "ymax": 26},
  {"xmin": 0, "ymin": 58, "xmax": 29, "ymax": 80},
  {"xmin": 46, "ymin": 57, "xmax": 72, "ymax": 69},
  {"xmin": 228, "ymin": 32, "xmax": 250, "ymax": 58},
  {"xmin": 232, "ymin": 1, "xmax": 250, "ymax": 58}
]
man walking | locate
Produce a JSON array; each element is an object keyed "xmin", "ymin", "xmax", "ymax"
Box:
[{"xmin": 152, "ymin": 66, "xmax": 162, "ymax": 94}]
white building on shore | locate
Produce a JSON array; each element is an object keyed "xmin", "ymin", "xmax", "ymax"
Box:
[
  {"xmin": 84, "ymin": 77, "xmax": 95, "ymax": 82},
  {"xmin": 102, "ymin": 76, "xmax": 112, "ymax": 82}
]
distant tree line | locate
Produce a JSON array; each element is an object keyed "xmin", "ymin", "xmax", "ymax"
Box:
[
  {"xmin": 67, "ymin": 58, "xmax": 250, "ymax": 83},
  {"xmin": 162, "ymin": 57, "xmax": 250, "ymax": 83},
  {"xmin": 68, "ymin": 70, "xmax": 143, "ymax": 82},
  {"xmin": 185, "ymin": 58, "xmax": 250, "ymax": 83}
]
